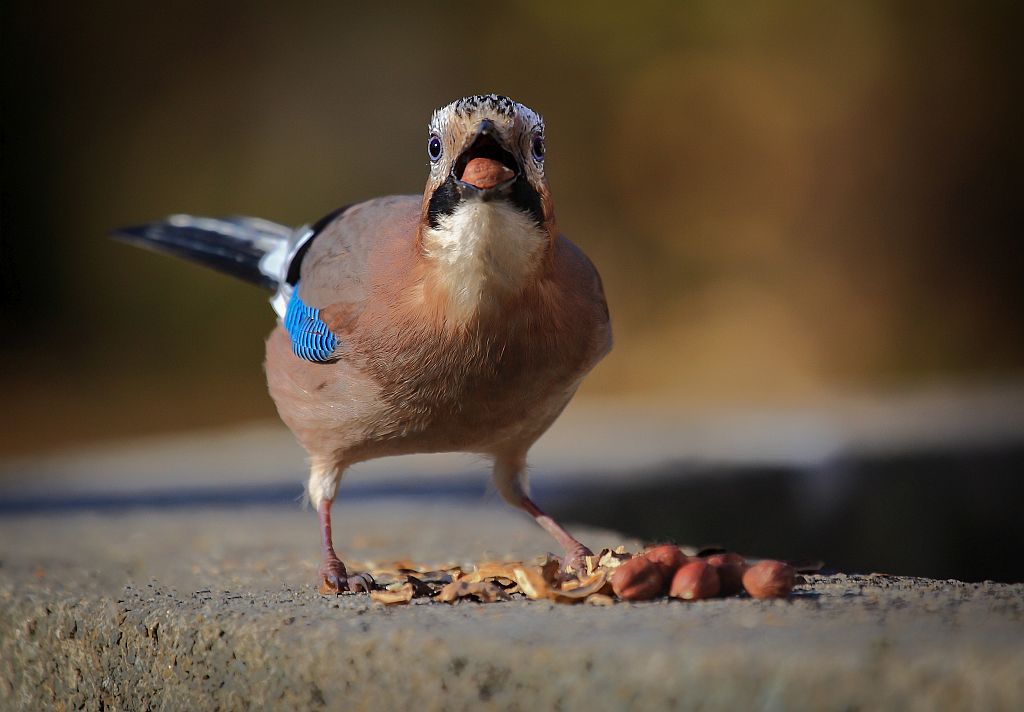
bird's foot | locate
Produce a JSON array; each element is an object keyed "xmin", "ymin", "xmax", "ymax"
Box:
[
  {"xmin": 563, "ymin": 544, "xmax": 595, "ymax": 575},
  {"xmin": 317, "ymin": 556, "xmax": 375, "ymax": 595}
]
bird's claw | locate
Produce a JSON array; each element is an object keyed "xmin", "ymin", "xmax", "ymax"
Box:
[
  {"xmin": 317, "ymin": 558, "xmax": 375, "ymax": 595},
  {"xmin": 345, "ymin": 572, "xmax": 375, "ymax": 593},
  {"xmin": 564, "ymin": 545, "xmax": 595, "ymax": 575}
]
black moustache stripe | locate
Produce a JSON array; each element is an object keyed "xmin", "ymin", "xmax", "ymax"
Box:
[
  {"xmin": 426, "ymin": 174, "xmax": 545, "ymax": 230},
  {"xmin": 426, "ymin": 175, "xmax": 461, "ymax": 229},
  {"xmin": 509, "ymin": 174, "xmax": 546, "ymax": 228}
]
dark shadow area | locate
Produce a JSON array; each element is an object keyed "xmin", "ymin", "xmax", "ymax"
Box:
[
  {"xmin": 0, "ymin": 480, "xmax": 487, "ymax": 514},
  {"xmin": 549, "ymin": 443, "xmax": 1024, "ymax": 584}
]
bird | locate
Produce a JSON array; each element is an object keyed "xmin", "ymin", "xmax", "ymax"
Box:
[{"xmin": 114, "ymin": 94, "xmax": 612, "ymax": 593}]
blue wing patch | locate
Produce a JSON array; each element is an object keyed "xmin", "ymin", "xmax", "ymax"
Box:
[{"xmin": 283, "ymin": 284, "xmax": 338, "ymax": 362}]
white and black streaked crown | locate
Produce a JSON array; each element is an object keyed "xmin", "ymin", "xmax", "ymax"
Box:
[
  {"xmin": 450, "ymin": 94, "xmax": 519, "ymax": 119},
  {"xmin": 429, "ymin": 94, "xmax": 544, "ymax": 136}
]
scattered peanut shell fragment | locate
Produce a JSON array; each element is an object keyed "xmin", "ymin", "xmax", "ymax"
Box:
[
  {"xmin": 643, "ymin": 545, "xmax": 689, "ymax": 578},
  {"xmin": 742, "ymin": 560, "xmax": 796, "ymax": 599},
  {"xmin": 669, "ymin": 559, "xmax": 721, "ymax": 601},
  {"xmin": 611, "ymin": 556, "xmax": 666, "ymax": 601},
  {"xmin": 554, "ymin": 571, "xmax": 611, "ymax": 602},
  {"xmin": 705, "ymin": 552, "xmax": 747, "ymax": 597},
  {"xmin": 370, "ymin": 583, "xmax": 415, "ymax": 605},
  {"xmin": 437, "ymin": 579, "xmax": 510, "ymax": 603}
]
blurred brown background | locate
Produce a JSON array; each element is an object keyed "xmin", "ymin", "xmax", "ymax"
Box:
[{"xmin": 1, "ymin": 0, "xmax": 1021, "ymax": 456}]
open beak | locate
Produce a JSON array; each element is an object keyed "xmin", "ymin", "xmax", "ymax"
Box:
[{"xmin": 453, "ymin": 119, "xmax": 518, "ymax": 199}]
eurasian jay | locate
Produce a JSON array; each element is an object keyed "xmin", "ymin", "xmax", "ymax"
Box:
[{"xmin": 116, "ymin": 94, "xmax": 612, "ymax": 593}]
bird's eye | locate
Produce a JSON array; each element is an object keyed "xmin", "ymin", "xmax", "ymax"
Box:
[
  {"xmin": 531, "ymin": 135, "xmax": 545, "ymax": 161},
  {"xmin": 427, "ymin": 135, "xmax": 443, "ymax": 162}
]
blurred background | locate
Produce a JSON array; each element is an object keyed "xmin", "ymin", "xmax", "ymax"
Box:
[{"xmin": 1, "ymin": 2, "xmax": 1022, "ymax": 580}]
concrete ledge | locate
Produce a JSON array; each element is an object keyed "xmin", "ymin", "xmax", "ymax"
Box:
[{"xmin": 2, "ymin": 506, "xmax": 1023, "ymax": 710}]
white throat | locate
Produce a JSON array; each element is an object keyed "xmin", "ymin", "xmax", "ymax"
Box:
[{"xmin": 422, "ymin": 200, "xmax": 547, "ymax": 320}]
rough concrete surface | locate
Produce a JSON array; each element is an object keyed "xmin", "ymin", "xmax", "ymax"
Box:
[{"xmin": 1, "ymin": 503, "xmax": 1022, "ymax": 711}]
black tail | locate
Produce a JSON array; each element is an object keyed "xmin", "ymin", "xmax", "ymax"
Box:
[{"xmin": 111, "ymin": 215, "xmax": 294, "ymax": 291}]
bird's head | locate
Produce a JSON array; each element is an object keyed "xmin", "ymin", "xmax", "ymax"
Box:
[
  {"xmin": 416, "ymin": 95, "xmax": 559, "ymax": 321},
  {"xmin": 421, "ymin": 94, "xmax": 554, "ymax": 237}
]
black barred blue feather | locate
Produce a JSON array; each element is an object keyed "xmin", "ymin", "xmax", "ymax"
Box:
[{"xmin": 284, "ymin": 285, "xmax": 338, "ymax": 362}]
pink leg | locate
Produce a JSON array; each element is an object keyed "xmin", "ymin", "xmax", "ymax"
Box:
[
  {"xmin": 521, "ymin": 496, "xmax": 593, "ymax": 572},
  {"xmin": 316, "ymin": 499, "xmax": 373, "ymax": 594}
]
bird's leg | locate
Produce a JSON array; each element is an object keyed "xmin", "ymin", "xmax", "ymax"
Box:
[
  {"xmin": 316, "ymin": 498, "xmax": 345, "ymax": 590},
  {"xmin": 520, "ymin": 496, "xmax": 594, "ymax": 573},
  {"xmin": 316, "ymin": 498, "xmax": 373, "ymax": 594},
  {"xmin": 493, "ymin": 453, "xmax": 593, "ymax": 572}
]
